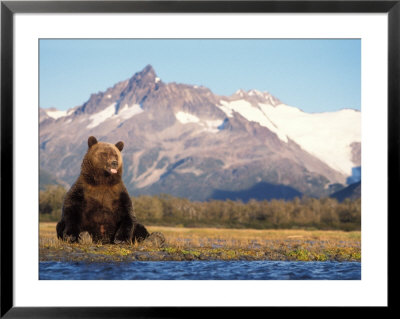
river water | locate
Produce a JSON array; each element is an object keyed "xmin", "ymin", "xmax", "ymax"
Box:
[{"xmin": 39, "ymin": 260, "xmax": 360, "ymax": 280}]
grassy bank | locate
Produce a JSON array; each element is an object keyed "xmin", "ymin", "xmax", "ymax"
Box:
[{"xmin": 39, "ymin": 222, "xmax": 361, "ymax": 262}]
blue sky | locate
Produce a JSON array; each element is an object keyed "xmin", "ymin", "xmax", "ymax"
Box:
[{"xmin": 40, "ymin": 39, "xmax": 360, "ymax": 113}]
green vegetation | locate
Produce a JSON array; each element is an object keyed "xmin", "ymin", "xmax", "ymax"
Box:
[
  {"xmin": 39, "ymin": 185, "xmax": 66, "ymax": 222},
  {"xmin": 39, "ymin": 223, "xmax": 361, "ymax": 262},
  {"xmin": 39, "ymin": 185, "xmax": 360, "ymax": 231}
]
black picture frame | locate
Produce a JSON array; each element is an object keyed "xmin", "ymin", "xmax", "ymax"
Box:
[{"xmin": 1, "ymin": 0, "xmax": 396, "ymax": 317}]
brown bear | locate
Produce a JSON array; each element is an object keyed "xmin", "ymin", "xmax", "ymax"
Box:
[{"xmin": 56, "ymin": 136, "xmax": 150, "ymax": 244}]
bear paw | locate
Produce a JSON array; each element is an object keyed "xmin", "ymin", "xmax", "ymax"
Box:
[
  {"xmin": 113, "ymin": 238, "xmax": 131, "ymax": 245},
  {"xmin": 141, "ymin": 232, "xmax": 166, "ymax": 248},
  {"xmin": 64, "ymin": 234, "xmax": 78, "ymax": 243},
  {"xmin": 78, "ymin": 231, "xmax": 93, "ymax": 244}
]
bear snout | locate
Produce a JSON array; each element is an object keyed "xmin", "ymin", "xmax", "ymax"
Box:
[{"xmin": 111, "ymin": 160, "xmax": 118, "ymax": 168}]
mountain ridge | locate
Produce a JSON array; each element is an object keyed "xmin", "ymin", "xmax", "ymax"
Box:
[{"xmin": 40, "ymin": 65, "xmax": 361, "ymax": 201}]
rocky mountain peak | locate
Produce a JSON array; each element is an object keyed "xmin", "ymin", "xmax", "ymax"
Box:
[
  {"xmin": 68, "ymin": 65, "xmax": 159, "ymax": 117},
  {"xmin": 142, "ymin": 64, "xmax": 157, "ymax": 76},
  {"xmin": 128, "ymin": 64, "xmax": 158, "ymax": 86},
  {"xmin": 230, "ymin": 89, "xmax": 281, "ymax": 106}
]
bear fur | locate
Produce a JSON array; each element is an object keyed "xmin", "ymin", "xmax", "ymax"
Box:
[{"xmin": 56, "ymin": 136, "xmax": 150, "ymax": 244}]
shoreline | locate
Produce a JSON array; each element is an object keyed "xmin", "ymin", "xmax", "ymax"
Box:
[
  {"xmin": 39, "ymin": 223, "xmax": 361, "ymax": 263},
  {"xmin": 40, "ymin": 246, "xmax": 361, "ymax": 263}
]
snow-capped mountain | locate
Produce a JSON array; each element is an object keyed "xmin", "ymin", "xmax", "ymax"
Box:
[
  {"xmin": 39, "ymin": 65, "xmax": 361, "ymax": 201},
  {"xmin": 217, "ymin": 96, "xmax": 360, "ymax": 176}
]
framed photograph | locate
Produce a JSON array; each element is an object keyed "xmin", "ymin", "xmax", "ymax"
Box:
[{"xmin": 1, "ymin": 0, "xmax": 395, "ymax": 316}]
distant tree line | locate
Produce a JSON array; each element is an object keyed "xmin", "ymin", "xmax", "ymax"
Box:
[
  {"xmin": 39, "ymin": 185, "xmax": 66, "ymax": 222},
  {"xmin": 39, "ymin": 185, "xmax": 361, "ymax": 231}
]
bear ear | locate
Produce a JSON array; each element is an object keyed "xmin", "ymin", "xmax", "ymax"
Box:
[
  {"xmin": 115, "ymin": 141, "xmax": 124, "ymax": 152},
  {"xmin": 88, "ymin": 136, "xmax": 98, "ymax": 148}
]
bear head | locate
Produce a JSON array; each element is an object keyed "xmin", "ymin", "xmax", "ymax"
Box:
[{"xmin": 81, "ymin": 136, "xmax": 125, "ymax": 185}]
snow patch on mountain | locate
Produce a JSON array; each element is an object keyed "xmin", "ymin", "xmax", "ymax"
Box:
[
  {"xmin": 259, "ymin": 103, "xmax": 360, "ymax": 175},
  {"xmin": 117, "ymin": 104, "xmax": 143, "ymax": 120},
  {"xmin": 46, "ymin": 109, "xmax": 67, "ymax": 119},
  {"xmin": 175, "ymin": 112, "xmax": 225, "ymax": 133},
  {"xmin": 87, "ymin": 103, "xmax": 116, "ymax": 129},
  {"xmin": 86, "ymin": 103, "xmax": 144, "ymax": 129},
  {"xmin": 202, "ymin": 120, "xmax": 224, "ymax": 133},
  {"xmin": 175, "ymin": 111, "xmax": 200, "ymax": 124},
  {"xmin": 217, "ymin": 100, "xmax": 288, "ymax": 142},
  {"xmin": 216, "ymin": 99, "xmax": 360, "ymax": 176},
  {"xmin": 217, "ymin": 101, "xmax": 234, "ymax": 118}
]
